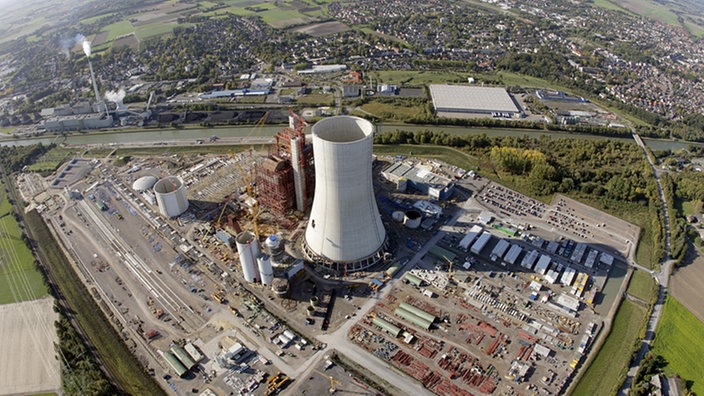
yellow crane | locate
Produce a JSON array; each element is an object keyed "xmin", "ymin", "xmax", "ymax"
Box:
[{"xmin": 230, "ymin": 149, "xmax": 260, "ymax": 238}]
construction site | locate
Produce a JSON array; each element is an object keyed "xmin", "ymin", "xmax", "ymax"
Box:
[{"xmin": 16, "ymin": 112, "xmax": 637, "ymax": 396}]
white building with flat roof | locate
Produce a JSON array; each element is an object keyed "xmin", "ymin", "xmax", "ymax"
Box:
[{"xmin": 429, "ymin": 84, "xmax": 521, "ymax": 116}]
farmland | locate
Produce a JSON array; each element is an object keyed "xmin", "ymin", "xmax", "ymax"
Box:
[
  {"xmin": 0, "ymin": 177, "xmax": 47, "ymax": 305},
  {"xmin": 652, "ymin": 297, "xmax": 704, "ymax": 395}
]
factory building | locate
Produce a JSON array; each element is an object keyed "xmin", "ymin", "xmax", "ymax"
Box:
[
  {"xmin": 153, "ymin": 176, "xmax": 189, "ymax": 218},
  {"xmin": 381, "ymin": 161, "xmax": 455, "ymax": 200},
  {"xmin": 43, "ymin": 113, "xmax": 113, "ymax": 133},
  {"xmin": 296, "ymin": 64, "xmax": 347, "ymax": 75},
  {"xmin": 256, "ymin": 114, "xmax": 314, "ymax": 216},
  {"xmin": 303, "ymin": 116, "xmax": 387, "ymax": 273},
  {"xmin": 429, "ymin": 84, "xmax": 521, "ymax": 117}
]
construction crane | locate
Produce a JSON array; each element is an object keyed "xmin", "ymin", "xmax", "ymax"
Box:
[
  {"xmin": 313, "ymin": 369, "xmax": 340, "ymax": 394},
  {"xmin": 230, "ymin": 149, "xmax": 260, "ymax": 238}
]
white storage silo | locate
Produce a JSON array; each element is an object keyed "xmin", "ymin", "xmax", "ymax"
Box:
[
  {"xmin": 236, "ymin": 231, "xmax": 259, "ymax": 283},
  {"xmin": 153, "ymin": 176, "xmax": 189, "ymax": 217},
  {"xmin": 264, "ymin": 235, "xmax": 285, "ymax": 263},
  {"xmin": 303, "ymin": 116, "xmax": 386, "ymax": 273},
  {"xmin": 257, "ymin": 253, "xmax": 274, "ymax": 286}
]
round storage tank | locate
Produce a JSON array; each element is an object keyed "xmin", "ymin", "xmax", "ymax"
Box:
[
  {"xmin": 257, "ymin": 253, "xmax": 274, "ymax": 286},
  {"xmin": 404, "ymin": 210, "xmax": 422, "ymax": 229},
  {"xmin": 153, "ymin": 176, "xmax": 189, "ymax": 217},
  {"xmin": 235, "ymin": 231, "xmax": 259, "ymax": 283},
  {"xmin": 264, "ymin": 235, "xmax": 285, "ymax": 263},
  {"xmin": 133, "ymin": 175, "xmax": 157, "ymax": 192},
  {"xmin": 392, "ymin": 211, "xmax": 405, "ymax": 222}
]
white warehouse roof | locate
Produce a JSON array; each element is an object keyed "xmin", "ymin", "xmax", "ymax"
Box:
[{"xmin": 429, "ymin": 84, "xmax": 520, "ymax": 114}]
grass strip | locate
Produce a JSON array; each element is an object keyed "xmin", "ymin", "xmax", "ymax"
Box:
[{"xmin": 572, "ymin": 300, "xmax": 647, "ymax": 396}]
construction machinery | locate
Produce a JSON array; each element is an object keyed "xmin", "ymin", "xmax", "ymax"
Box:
[
  {"xmin": 211, "ymin": 290, "xmax": 227, "ymax": 304},
  {"xmin": 313, "ymin": 369, "xmax": 340, "ymax": 394},
  {"xmin": 265, "ymin": 371, "xmax": 290, "ymax": 395}
]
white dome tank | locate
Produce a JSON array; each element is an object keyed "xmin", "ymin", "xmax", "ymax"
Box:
[
  {"xmin": 392, "ymin": 211, "xmax": 405, "ymax": 222},
  {"xmin": 133, "ymin": 175, "xmax": 157, "ymax": 192},
  {"xmin": 153, "ymin": 176, "xmax": 189, "ymax": 217},
  {"xmin": 235, "ymin": 231, "xmax": 259, "ymax": 283},
  {"xmin": 257, "ymin": 253, "xmax": 274, "ymax": 286},
  {"xmin": 303, "ymin": 116, "xmax": 386, "ymax": 272}
]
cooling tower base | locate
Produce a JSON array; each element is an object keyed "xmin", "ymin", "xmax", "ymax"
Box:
[{"xmin": 302, "ymin": 237, "xmax": 389, "ymax": 274}]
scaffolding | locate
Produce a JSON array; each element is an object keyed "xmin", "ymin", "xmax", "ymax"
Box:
[{"xmin": 256, "ymin": 112, "xmax": 314, "ymax": 215}]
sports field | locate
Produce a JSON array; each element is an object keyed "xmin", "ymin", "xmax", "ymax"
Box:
[{"xmin": 652, "ymin": 297, "xmax": 704, "ymax": 395}]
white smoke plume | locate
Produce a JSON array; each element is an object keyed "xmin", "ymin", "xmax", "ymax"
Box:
[
  {"xmin": 76, "ymin": 34, "xmax": 92, "ymax": 57},
  {"xmin": 58, "ymin": 33, "xmax": 92, "ymax": 58},
  {"xmin": 104, "ymin": 89, "xmax": 126, "ymax": 103}
]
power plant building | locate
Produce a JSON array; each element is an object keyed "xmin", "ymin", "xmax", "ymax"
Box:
[
  {"xmin": 429, "ymin": 84, "xmax": 521, "ymax": 117},
  {"xmin": 256, "ymin": 115, "xmax": 313, "ymax": 216},
  {"xmin": 381, "ymin": 161, "xmax": 454, "ymax": 200},
  {"xmin": 303, "ymin": 116, "xmax": 387, "ymax": 272},
  {"xmin": 153, "ymin": 176, "xmax": 189, "ymax": 217}
]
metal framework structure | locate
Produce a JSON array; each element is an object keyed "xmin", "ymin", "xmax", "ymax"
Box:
[{"xmin": 256, "ymin": 111, "xmax": 314, "ymax": 216}]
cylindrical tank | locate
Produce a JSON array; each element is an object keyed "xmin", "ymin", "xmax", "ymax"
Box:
[
  {"xmin": 392, "ymin": 211, "xmax": 405, "ymax": 222},
  {"xmin": 153, "ymin": 176, "xmax": 189, "ymax": 217},
  {"xmin": 264, "ymin": 235, "xmax": 285, "ymax": 262},
  {"xmin": 257, "ymin": 253, "xmax": 274, "ymax": 286},
  {"xmin": 404, "ymin": 210, "xmax": 422, "ymax": 229},
  {"xmin": 304, "ymin": 116, "xmax": 386, "ymax": 270},
  {"xmin": 235, "ymin": 231, "xmax": 259, "ymax": 283}
]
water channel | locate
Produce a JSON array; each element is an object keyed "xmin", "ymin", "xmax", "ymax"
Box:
[{"xmin": 0, "ymin": 123, "xmax": 696, "ymax": 152}]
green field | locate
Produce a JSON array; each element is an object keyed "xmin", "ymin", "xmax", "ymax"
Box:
[
  {"xmin": 358, "ymin": 101, "xmax": 426, "ymax": 121},
  {"xmin": 373, "ymin": 144, "xmax": 480, "ymax": 171},
  {"xmin": 27, "ymin": 147, "xmax": 74, "ymax": 173},
  {"xmin": 372, "ymin": 70, "xmax": 468, "ymax": 85},
  {"xmin": 296, "ymin": 93, "xmax": 334, "ymax": 105},
  {"xmin": 0, "ymin": 179, "xmax": 47, "ymax": 304},
  {"xmin": 573, "ymin": 299, "xmax": 648, "ymax": 396},
  {"xmin": 652, "ymin": 297, "xmax": 704, "ymax": 395},
  {"xmin": 627, "ymin": 269, "xmax": 657, "ymax": 302},
  {"xmin": 0, "ymin": 127, "xmax": 15, "ymax": 135},
  {"xmin": 104, "ymin": 20, "xmax": 135, "ymax": 41}
]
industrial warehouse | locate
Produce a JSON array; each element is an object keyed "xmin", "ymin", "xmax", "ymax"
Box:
[
  {"xmin": 429, "ymin": 84, "xmax": 523, "ymax": 118},
  {"xmin": 16, "ymin": 113, "xmax": 640, "ymax": 396}
]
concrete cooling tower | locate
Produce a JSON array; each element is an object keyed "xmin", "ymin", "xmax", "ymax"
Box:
[
  {"xmin": 153, "ymin": 176, "xmax": 189, "ymax": 217},
  {"xmin": 303, "ymin": 116, "xmax": 387, "ymax": 273}
]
